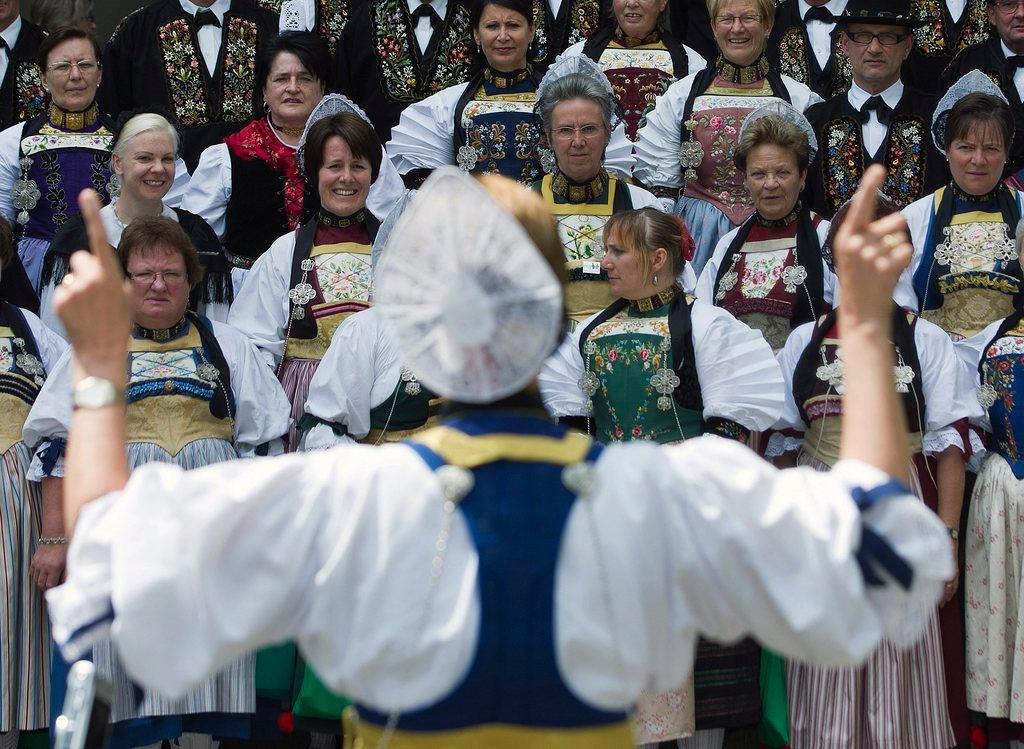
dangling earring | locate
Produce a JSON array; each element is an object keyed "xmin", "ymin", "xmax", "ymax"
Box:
[
  {"xmin": 107, "ymin": 173, "xmax": 122, "ymax": 200},
  {"xmin": 652, "ymin": 273, "xmax": 658, "ymax": 285}
]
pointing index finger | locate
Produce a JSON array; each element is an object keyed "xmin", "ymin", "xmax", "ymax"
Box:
[
  {"xmin": 841, "ymin": 163, "xmax": 887, "ymax": 238},
  {"xmin": 77, "ymin": 188, "xmax": 120, "ymax": 275}
]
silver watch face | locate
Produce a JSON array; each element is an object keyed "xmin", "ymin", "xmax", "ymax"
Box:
[{"xmin": 73, "ymin": 378, "xmax": 119, "ymax": 409}]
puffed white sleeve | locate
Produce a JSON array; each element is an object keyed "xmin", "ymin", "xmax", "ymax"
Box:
[
  {"xmin": 633, "ymin": 75, "xmax": 691, "ymax": 190},
  {"xmin": 227, "ymin": 231, "xmax": 294, "ymax": 366},
  {"xmin": 766, "ymin": 321, "xmax": 812, "ymax": 456},
  {"xmin": 694, "ymin": 226, "xmax": 739, "ymax": 302},
  {"xmin": 955, "ymin": 321, "xmax": 997, "ymax": 441},
  {"xmin": 783, "ymin": 75, "xmax": 824, "ymax": 110},
  {"xmin": 895, "ymin": 194, "xmax": 932, "ymax": 312},
  {"xmin": 684, "ymin": 45, "xmax": 707, "ymax": 72},
  {"xmin": 0, "ymin": 122, "xmax": 23, "ymax": 224},
  {"xmin": 814, "ymin": 219, "xmax": 839, "ymax": 308},
  {"xmin": 211, "ymin": 321, "xmax": 291, "ymax": 455},
  {"xmin": 24, "ymin": 309, "xmax": 68, "ymax": 370},
  {"xmin": 23, "ymin": 348, "xmax": 73, "ymax": 480},
  {"xmin": 604, "ymin": 121, "xmax": 635, "ymax": 180},
  {"xmin": 385, "ymin": 84, "xmax": 462, "ymax": 174},
  {"xmin": 645, "ymin": 438, "xmax": 952, "ymax": 667},
  {"xmin": 914, "ymin": 316, "xmax": 986, "ymax": 457},
  {"xmin": 181, "ymin": 144, "xmax": 232, "ymax": 238},
  {"xmin": 538, "ymin": 316, "xmax": 592, "ymax": 419},
  {"xmin": 691, "ymin": 300, "xmax": 784, "ymax": 430},
  {"xmin": 47, "ymin": 445, "xmax": 470, "ymax": 706},
  {"xmin": 301, "ymin": 307, "xmax": 397, "ymax": 448}
]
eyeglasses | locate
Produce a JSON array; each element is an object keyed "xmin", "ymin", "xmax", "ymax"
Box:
[
  {"xmin": 991, "ymin": 0, "xmax": 1024, "ymax": 13},
  {"xmin": 128, "ymin": 270, "xmax": 187, "ymax": 286},
  {"xmin": 552, "ymin": 124, "xmax": 605, "ymax": 141},
  {"xmin": 46, "ymin": 59, "xmax": 100, "ymax": 76},
  {"xmin": 714, "ymin": 13, "xmax": 762, "ymax": 26},
  {"xmin": 844, "ymin": 30, "xmax": 910, "ymax": 45}
]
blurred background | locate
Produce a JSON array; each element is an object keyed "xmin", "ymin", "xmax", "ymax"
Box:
[{"xmin": 21, "ymin": 0, "xmax": 145, "ymax": 40}]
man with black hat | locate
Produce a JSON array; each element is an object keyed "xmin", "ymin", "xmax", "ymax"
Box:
[
  {"xmin": 940, "ymin": 0, "xmax": 1024, "ymax": 172},
  {"xmin": 767, "ymin": 0, "xmax": 852, "ymax": 100},
  {"xmin": 803, "ymin": 0, "xmax": 948, "ymax": 218}
]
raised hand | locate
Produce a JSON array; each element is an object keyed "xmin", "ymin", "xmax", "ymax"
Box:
[
  {"xmin": 53, "ymin": 189, "xmax": 132, "ymax": 385},
  {"xmin": 832, "ymin": 164, "xmax": 913, "ymax": 327}
]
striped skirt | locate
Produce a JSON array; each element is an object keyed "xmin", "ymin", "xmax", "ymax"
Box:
[
  {"xmin": 92, "ymin": 440, "xmax": 256, "ymax": 724},
  {"xmin": 786, "ymin": 452, "xmax": 954, "ymax": 749},
  {"xmin": 278, "ymin": 357, "xmax": 320, "ymax": 452},
  {"xmin": 0, "ymin": 441, "xmax": 50, "ymax": 732}
]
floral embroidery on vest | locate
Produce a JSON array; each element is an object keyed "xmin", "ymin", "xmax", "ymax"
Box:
[
  {"xmin": 252, "ymin": 0, "xmax": 283, "ymax": 11},
  {"xmin": 14, "ymin": 62, "xmax": 47, "ymax": 122},
  {"xmin": 372, "ymin": 0, "xmax": 473, "ymax": 102},
  {"xmin": 159, "ymin": 17, "xmax": 259, "ymax": 127},
  {"xmin": 822, "ymin": 114, "xmax": 924, "ymax": 213},
  {"xmin": 694, "ymin": 111, "xmax": 748, "ymax": 214},
  {"xmin": 912, "ymin": 0, "xmax": 988, "ymax": 54},
  {"xmin": 158, "ymin": 18, "xmax": 208, "ymax": 126},
  {"xmin": 317, "ymin": 0, "xmax": 351, "ymax": 54},
  {"xmin": 567, "ymin": 0, "xmax": 603, "ymax": 46},
  {"xmin": 221, "ymin": 18, "xmax": 260, "ymax": 122},
  {"xmin": 531, "ymin": 0, "xmax": 550, "ymax": 61},
  {"xmin": 778, "ymin": 27, "xmax": 808, "ymax": 84}
]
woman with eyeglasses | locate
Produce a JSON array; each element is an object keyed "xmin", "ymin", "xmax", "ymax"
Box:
[
  {"xmin": 0, "ymin": 28, "xmax": 187, "ymax": 296},
  {"xmin": 633, "ymin": 0, "xmax": 822, "ymax": 276},
  {"xmin": 774, "ymin": 190, "xmax": 974, "ymax": 749},
  {"xmin": 531, "ymin": 55, "xmax": 663, "ymax": 330},
  {"xmin": 896, "ymin": 72, "xmax": 1024, "ymax": 342},
  {"xmin": 560, "ymin": 0, "xmax": 708, "ymax": 140},
  {"xmin": 24, "ymin": 216, "xmax": 290, "ymax": 749},
  {"xmin": 40, "ymin": 113, "xmax": 232, "ymax": 336},
  {"xmin": 387, "ymin": 0, "xmax": 633, "ymax": 187}
]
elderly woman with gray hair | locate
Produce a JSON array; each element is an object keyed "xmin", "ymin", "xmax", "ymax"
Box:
[
  {"xmin": 40, "ymin": 112, "xmax": 232, "ymax": 333},
  {"xmin": 531, "ymin": 54, "xmax": 663, "ymax": 330}
]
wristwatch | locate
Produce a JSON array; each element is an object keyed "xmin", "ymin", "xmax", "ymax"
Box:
[{"xmin": 72, "ymin": 376, "xmax": 123, "ymax": 410}]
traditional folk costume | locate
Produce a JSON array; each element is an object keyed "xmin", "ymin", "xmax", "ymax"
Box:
[
  {"xmin": 904, "ymin": 0, "xmax": 988, "ymax": 94},
  {"xmin": 767, "ymin": 0, "xmax": 852, "ymax": 101},
  {"xmin": 182, "ymin": 115, "xmax": 319, "ymax": 288},
  {"xmin": 0, "ymin": 305, "xmax": 65, "ymax": 743},
  {"xmin": 0, "ymin": 17, "xmax": 47, "ymax": 132},
  {"xmin": 99, "ymin": 0, "xmax": 281, "ymax": 170},
  {"xmin": 894, "ymin": 71, "xmax": 1024, "ymax": 341},
  {"xmin": 40, "ymin": 203, "xmax": 235, "ymax": 334},
  {"xmin": 540, "ymin": 286, "xmax": 783, "ymax": 744},
  {"xmin": 0, "ymin": 103, "xmax": 114, "ymax": 294},
  {"xmin": 697, "ymin": 205, "xmax": 836, "ymax": 352},
  {"xmin": 633, "ymin": 55, "xmax": 822, "ymax": 275},
  {"xmin": 24, "ymin": 311, "xmax": 290, "ymax": 749},
  {"xmin": 804, "ymin": 82, "xmax": 947, "ymax": 218},
  {"xmin": 301, "ymin": 306, "xmax": 441, "ymax": 449},
  {"xmin": 564, "ymin": 25, "xmax": 707, "ymax": 140},
  {"xmin": 527, "ymin": 0, "xmax": 610, "ymax": 70},
  {"xmin": 957, "ymin": 313, "xmax": 1024, "ymax": 737},
  {"xmin": 940, "ymin": 37, "xmax": 1024, "ymax": 173},
  {"xmin": 229, "ymin": 95, "xmax": 404, "ymax": 452},
  {"xmin": 773, "ymin": 306, "xmax": 979, "ymax": 749},
  {"xmin": 279, "ymin": 0, "xmax": 353, "ymax": 54},
  {"xmin": 533, "ymin": 170, "xmax": 662, "ymax": 327},
  {"xmin": 46, "ymin": 167, "xmax": 955, "ymax": 749},
  {"xmin": 335, "ymin": 0, "xmax": 475, "ymax": 143}
]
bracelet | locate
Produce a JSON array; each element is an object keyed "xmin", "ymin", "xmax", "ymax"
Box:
[
  {"xmin": 947, "ymin": 526, "xmax": 960, "ymax": 541},
  {"xmin": 38, "ymin": 536, "xmax": 67, "ymax": 545}
]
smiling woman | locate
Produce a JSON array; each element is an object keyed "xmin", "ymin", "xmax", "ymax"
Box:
[
  {"xmin": 40, "ymin": 112, "xmax": 232, "ymax": 335},
  {"xmin": 228, "ymin": 96, "xmax": 405, "ymax": 452}
]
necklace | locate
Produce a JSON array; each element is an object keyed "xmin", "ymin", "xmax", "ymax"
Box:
[
  {"xmin": 49, "ymin": 102, "xmax": 99, "ymax": 131},
  {"xmin": 755, "ymin": 204, "xmax": 800, "ymax": 228},
  {"xmin": 271, "ymin": 119, "xmax": 305, "ymax": 138},
  {"xmin": 319, "ymin": 209, "xmax": 365, "ymax": 227},
  {"xmin": 133, "ymin": 317, "xmax": 189, "ymax": 342},
  {"xmin": 715, "ymin": 54, "xmax": 770, "ymax": 84},
  {"xmin": 550, "ymin": 169, "xmax": 609, "ymax": 204},
  {"xmin": 484, "ymin": 66, "xmax": 530, "ymax": 87},
  {"xmin": 612, "ymin": 26, "xmax": 661, "ymax": 47},
  {"xmin": 630, "ymin": 284, "xmax": 680, "ymax": 312}
]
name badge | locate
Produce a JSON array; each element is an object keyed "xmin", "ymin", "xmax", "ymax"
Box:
[{"xmin": 583, "ymin": 261, "xmax": 602, "ymax": 275}]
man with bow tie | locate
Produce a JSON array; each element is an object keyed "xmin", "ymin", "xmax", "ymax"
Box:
[
  {"xmin": 0, "ymin": 0, "xmax": 47, "ymax": 131},
  {"xmin": 941, "ymin": 0, "xmax": 1024, "ymax": 172},
  {"xmin": 98, "ymin": 0, "xmax": 280, "ymax": 170},
  {"xmin": 803, "ymin": 0, "xmax": 948, "ymax": 218},
  {"xmin": 767, "ymin": 0, "xmax": 852, "ymax": 99}
]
